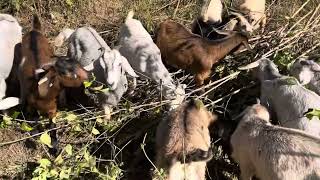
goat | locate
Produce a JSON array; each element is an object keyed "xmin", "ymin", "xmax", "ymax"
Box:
[
  {"xmin": 290, "ymin": 58, "xmax": 320, "ymax": 95},
  {"xmin": 232, "ymin": 0, "xmax": 266, "ymax": 31},
  {"xmin": 239, "ymin": 58, "xmax": 320, "ymax": 136},
  {"xmin": 231, "ymin": 103, "xmax": 320, "ymax": 180},
  {"xmin": 0, "ymin": 14, "xmax": 22, "ymax": 110},
  {"xmin": 20, "ymin": 15, "xmax": 88, "ymax": 119},
  {"xmin": 191, "ymin": 0, "xmax": 223, "ymax": 38},
  {"xmin": 192, "ymin": 10, "xmax": 253, "ymax": 40},
  {"xmin": 118, "ymin": 11, "xmax": 186, "ymax": 109},
  {"xmin": 55, "ymin": 27, "xmax": 138, "ymax": 119},
  {"xmin": 201, "ymin": 0, "xmax": 223, "ymax": 24},
  {"xmin": 157, "ymin": 20, "xmax": 250, "ymax": 86},
  {"xmin": 155, "ymin": 99, "xmax": 216, "ymax": 180}
]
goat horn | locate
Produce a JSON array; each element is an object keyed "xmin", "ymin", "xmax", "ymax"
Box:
[
  {"xmin": 238, "ymin": 60, "xmax": 261, "ymax": 70},
  {"xmin": 212, "ymin": 27, "xmax": 233, "ymax": 36},
  {"xmin": 98, "ymin": 47, "xmax": 106, "ymax": 59},
  {"xmin": 35, "ymin": 68, "xmax": 45, "ymax": 74},
  {"xmin": 256, "ymin": 98, "xmax": 261, "ymax": 104},
  {"xmin": 40, "ymin": 59, "xmax": 58, "ymax": 69}
]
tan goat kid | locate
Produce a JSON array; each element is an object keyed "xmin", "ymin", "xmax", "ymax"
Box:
[{"xmin": 155, "ymin": 99, "xmax": 216, "ymax": 180}]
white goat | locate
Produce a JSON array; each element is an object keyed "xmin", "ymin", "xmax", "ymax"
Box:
[
  {"xmin": 201, "ymin": 0, "xmax": 223, "ymax": 24},
  {"xmin": 233, "ymin": 0, "xmax": 266, "ymax": 31},
  {"xmin": 231, "ymin": 103, "xmax": 320, "ymax": 180},
  {"xmin": 118, "ymin": 11, "xmax": 186, "ymax": 110},
  {"xmin": 290, "ymin": 58, "xmax": 320, "ymax": 95},
  {"xmin": 0, "ymin": 14, "xmax": 22, "ymax": 110},
  {"xmin": 239, "ymin": 58, "xmax": 320, "ymax": 136},
  {"xmin": 54, "ymin": 27, "xmax": 137, "ymax": 119}
]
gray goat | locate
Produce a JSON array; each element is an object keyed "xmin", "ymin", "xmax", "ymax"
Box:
[
  {"xmin": 54, "ymin": 27, "xmax": 137, "ymax": 119},
  {"xmin": 239, "ymin": 58, "xmax": 320, "ymax": 136},
  {"xmin": 231, "ymin": 103, "xmax": 320, "ymax": 180},
  {"xmin": 118, "ymin": 11, "xmax": 186, "ymax": 110},
  {"xmin": 290, "ymin": 57, "xmax": 320, "ymax": 95}
]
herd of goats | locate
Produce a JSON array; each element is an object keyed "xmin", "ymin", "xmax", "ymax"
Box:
[{"xmin": 1, "ymin": 0, "xmax": 320, "ymax": 179}]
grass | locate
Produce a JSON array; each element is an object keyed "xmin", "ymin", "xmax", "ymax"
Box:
[{"xmin": 1, "ymin": 0, "xmax": 320, "ymax": 179}]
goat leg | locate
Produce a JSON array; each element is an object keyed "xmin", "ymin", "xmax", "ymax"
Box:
[
  {"xmin": 103, "ymin": 104, "xmax": 112, "ymax": 121},
  {"xmin": 48, "ymin": 120, "xmax": 59, "ymax": 156}
]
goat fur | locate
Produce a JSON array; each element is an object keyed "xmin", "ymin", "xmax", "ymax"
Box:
[
  {"xmin": 0, "ymin": 14, "xmax": 22, "ymax": 109},
  {"xmin": 157, "ymin": 20, "xmax": 249, "ymax": 86},
  {"xmin": 155, "ymin": 99, "xmax": 216, "ymax": 180},
  {"xmin": 231, "ymin": 103, "xmax": 320, "ymax": 180}
]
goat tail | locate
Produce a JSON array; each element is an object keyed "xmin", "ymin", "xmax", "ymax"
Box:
[
  {"xmin": 32, "ymin": 14, "xmax": 41, "ymax": 31},
  {"xmin": 126, "ymin": 10, "xmax": 134, "ymax": 21}
]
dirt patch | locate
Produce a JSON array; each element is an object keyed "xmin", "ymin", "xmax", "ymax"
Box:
[{"xmin": 0, "ymin": 128, "xmax": 44, "ymax": 178}]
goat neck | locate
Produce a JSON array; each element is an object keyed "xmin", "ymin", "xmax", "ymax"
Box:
[{"xmin": 207, "ymin": 33, "xmax": 248, "ymax": 61}]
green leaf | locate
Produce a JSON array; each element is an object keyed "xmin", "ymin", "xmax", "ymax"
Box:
[
  {"xmin": 65, "ymin": 144, "xmax": 73, "ymax": 156},
  {"xmin": 304, "ymin": 108, "xmax": 320, "ymax": 120},
  {"xmin": 99, "ymin": 88, "xmax": 109, "ymax": 93},
  {"xmin": 284, "ymin": 77, "xmax": 298, "ymax": 85},
  {"xmin": 65, "ymin": 113, "xmax": 77, "ymax": 122},
  {"xmin": 59, "ymin": 168, "xmax": 70, "ymax": 179},
  {"xmin": 65, "ymin": 0, "xmax": 74, "ymax": 7},
  {"xmin": 12, "ymin": 111, "xmax": 21, "ymax": 119},
  {"xmin": 96, "ymin": 118, "xmax": 103, "ymax": 124},
  {"xmin": 84, "ymin": 150, "xmax": 90, "ymax": 161},
  {"xmin": 73, "ymin": 124, "xmax": 82, "ymax": 132},
  {"xmin": 3, "ymin": 115, "xmax": 12, "ymax": 125},
  {"xmin": 21, "ymin": 122, "xmax": 33, "ymax": 132},
  {"xmin": 83, "ymin": 81, "xmax": 93, "ymax": 88},
  {"xmin": 39, "ymin": 158, "xmax": 51, "ymax": 168},
  {"xmin": 91, "ymin": 85, "xmax": 104, "ymax": 91},
  {"xmin": 49, "ymin": 169, "xmax": 59, "ymax": 177},
  {"xmin": 54, "ymin": 154, "xmax": 64, "ymax": 165},
  {"xmin": 40, "ymin": 131, "xmax": 52, "ymax": 148},
  {"xmin": 91, "ymin": 127, "xmax": 100, "ymax": 135}
]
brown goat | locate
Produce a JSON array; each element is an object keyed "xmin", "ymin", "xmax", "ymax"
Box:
[
  {"xmin": 155, "ymin": 99, "xmax": 216, "ymax": 180},
  {"xmin": 19, "ymin": 15, "xmax": 88, "ymax": 119},
  {"xmin": 156, "ymin": 20, "xmax": 250, "ymax": 86}
]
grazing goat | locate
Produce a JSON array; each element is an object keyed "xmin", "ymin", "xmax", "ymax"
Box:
[
  {"xmin": 55, "ymin": 27, "xmax": 138, "ymax": 119},
  {"xmin": 290, "ymin": 58, "xmax": 320, "ymax": 95},
  {"xmin": 118, "ymin": 11, "xmax": 186, "ymax": 109},
  {"xmin": 239, "ymin": 58, "xmax": 320, "ymax": 136},
  {"xmin": 157, "ymin": 20, "xmax": 250, "ymax": 86},
  {"xmin": 231, "ymin": 103, "xmax": 320, "ymax": 180},
  {"xmin": 0, "ymin": 14, "xmax": 22, "ymax": 110},
  {"xmin": 191, "ymin": 0, "xmax": 222, "ymax": 38},
  {"xmin": 232, "ymin": 0, "xmax": 266, "ymax": 31},
  {"xmin": 192, "ymin": 9, "xmax": 253, "ymax": 39},
  {"xmin": 155, "ymin": 99, "xmax": 216, "ymax": 180},
  {"xmin": 20, "ymin": 15, "xmax": 88, "ymax": 118}
]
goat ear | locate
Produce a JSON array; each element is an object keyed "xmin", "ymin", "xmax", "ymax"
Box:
[
  {"xmin": 120, "ymin": 56, "xmax": 138, "ymax": 77},
  {"xmin": 0, "ymin": 97, "xmax": 20, "ymax": 110},
  {"xmin": 311, "ymin": 61, "xmax": 320, "ymax": 72},
  {"xmin": 38, "ymin": 76, "xmax": 51, "ymax": 97}
]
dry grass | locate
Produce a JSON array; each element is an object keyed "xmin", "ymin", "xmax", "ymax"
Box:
[{"xmin": 1, "ymin": 0, "xmax": 320, "ymax": 179}]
